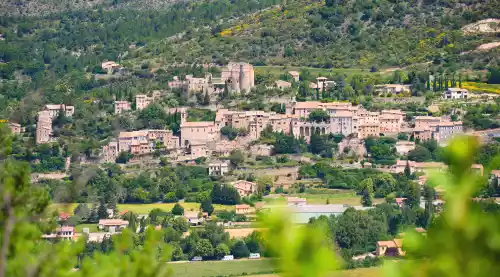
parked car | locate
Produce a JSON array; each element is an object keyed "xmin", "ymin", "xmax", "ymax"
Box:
[
  {"xmin": 191, "ymin": 256, "xmax": 203, "ymax": 261},
  {"xmin": 249, "ymin": 253, "xmax": 260, "ymax": 259},
  {"xmin": 222, "ymin": 255, "xmax": 234, "ymax": 260}
]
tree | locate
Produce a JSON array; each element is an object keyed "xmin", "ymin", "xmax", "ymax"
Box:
[
  {"xmin": 308, "ymin": 109, "xmax": 330, "ymax": 123},
  {"xmin": 360, "ymin": 178, "xmax": 374, "ymax": 207},
  {"xmin": 408, "ymin": 146, "xmax": 432, "ymax": 162},
  {"xmin": 98, "ymin": 199, "xmax": 109, "ymax": 219},
  {"xmin": 171, "ymin": 217, "xmax": 189, "ymax": 232},
  {"xmin": 404, "ymin": 161, "xmax": 412, "ymax": 179},
  {"xmin": 74, "ymin": 203, "xmax": 91, "ymax": 222},
  {"xmin": 194, "ymin": 239, "xmax": 214, "ymax": 258},
  {"xmin": 201, "ymin": 199, "xmax": 214, "ymax": 215},
  {"xmin": 171, "ymin": 203, "xmax": 184, "ymax": 215},
  {"xmin": 229, "ymin": 150, "xmax": 244, "ymax": 166},
  {"xmin": 214, "ymin": 243, "xmax": 230, "ymax": 259},
  {"xmin": 406, "ymin": 182, "xmax": 421, "ymax": 208},
  {"xmin": 203, "ymin": 90, "xmax": 210, "ymax": 105},
  {"xmin": 116, "ymin": 151, "xmax": 133, "ymax": 164},
  {"xmin": 231, "ymin": 240, "xmax": 250, "ymax": 258}
]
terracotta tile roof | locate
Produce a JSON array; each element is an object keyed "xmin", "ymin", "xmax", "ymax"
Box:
[
  {"xmin": 98, "ymin": 219, "xmax": 129, "ymax": 226},
  {"xmin": 119, "ymin": 130, "xmax": 148, "ymax": 138},
  {"xmin": 294, "ymin": 101, "xmax": 322, "ymax": 109},
  {"xmin": 236, "ymin": 204, "xmax": 250, "ymax": 209}
]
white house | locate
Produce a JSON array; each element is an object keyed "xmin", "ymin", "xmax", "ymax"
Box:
[{"xmin": 443, "ymin": 88, "xmax": 468, "ymax": 99}]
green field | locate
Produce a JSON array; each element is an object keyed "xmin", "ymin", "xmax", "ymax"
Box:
[
  {"xmin": 247, "ymin": 267, "xmax": 381, "ymax": 277},
  {"xmin": 168, "ymin": 259, "xmax": 381, "ymax": 277},
  {"xmin": 74, "ymin": 223, "xmax": 98, "ymax": 233},
  {"xmin": 50, "ymin": 202, "xmax": 234, "ymax": 215},
  {"xmin": 255, "ymin": 65, "xmax": 390, "ymax": 78},
  {"xmin": 265, "ymin": 190, "xmax": 385, "ymax": 206},
  {"xmin": 168, "ymin": 259, "xmax": 276, "ymax": 277}
]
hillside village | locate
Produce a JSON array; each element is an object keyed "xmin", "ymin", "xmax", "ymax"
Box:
[
  {"xmin": 6, "ymin": 59, "xmax": 500, "ymax": 267},
  {"xmin": 2, "ymin": 0, "xmax": 500, "ymax": 275}
]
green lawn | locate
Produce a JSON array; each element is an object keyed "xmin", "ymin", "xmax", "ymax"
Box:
[
  {"xmin": 50, "ymin": 202, "xmax": 234, "ymax": 215},
  {"xmin": 74, "ymin": 223, "xmax": 98, "ymax": 233},
  {"xmin": 168, "ymin": 259, "xmax": 276, "ymax": 277}
]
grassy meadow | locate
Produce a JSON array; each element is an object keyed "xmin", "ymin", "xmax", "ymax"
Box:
[
  {"xmin": 255, "ymin": 65, "xmax": 391, "ymax": 78},
  {"xmin": 168, "ymin": 259, "xmax": 276, "ymax": 277},
  {"xmin": 50, "ymin": 202, "xmax": 234, "ymax": 215},
  {"xmin": 168, "ymin": 259, "xmax": 381, "ymax": 277},
  {"xmin": 246, "ymin": 267, "xmax": 382, "ymax": 277},
  {"xmin": 265, "ymin": 190, "xmax": 385, "ymax": 206}
]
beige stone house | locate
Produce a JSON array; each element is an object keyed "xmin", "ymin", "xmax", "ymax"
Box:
[{"xmin": 231, "ymin": 180, "xmax": 258, "ymax": 197}]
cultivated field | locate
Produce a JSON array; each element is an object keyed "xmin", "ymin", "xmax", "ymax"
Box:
[
  {"xmin": 168, "ymin": 259, "xmax": 276, "ymax": 277},
  {"xmin": 50, "ymin": 202, "xmax": 234, "ymax": 215}
]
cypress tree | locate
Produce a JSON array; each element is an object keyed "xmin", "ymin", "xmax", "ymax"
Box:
[
  {"xmin": 433, "ymin": 75, "xmax": 437, "ymax": 91},
  {"xmin": 316, "ymin": 88, "xmax": 320, "ymax": 100},
  {"xmin": 459, "ymin": 74, "xmax": 462, "ymax": 88},
  {"xmin": 444, "ymin": 76, "xmax": 449, "ymax": 89},
  {"xmin": 427, "ymin": 74, "xmax": 431, "ymax": 91}
]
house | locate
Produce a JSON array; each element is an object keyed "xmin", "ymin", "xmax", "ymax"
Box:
[
  {"xmin": 235, "ymin": 204, "xmax": 252, "ymax": 214},
  {"xmin": 208, "ymin": 160, "xmax": 230, "ymax": 176},
  {"xmin": 374, "ymin": 84, "xmax": 411, "ymax": 95},
  {"xmin": 114, "ymin": 101, "xmax": 131, "ymax": 114},
  {"xmin": 443, "ymin": 88, "xmax": 469, "ymax": 99},
  {"xmin": 395, "ymin": 198, "xmax": 407, "ymax": 208},
  {"xmin": 98, "ymin": 219, "xmax": 129, "ymax": 231},
  {"xmin": 376, "ymin": 239, "xmax": 404, "ymax": 256},
  {"xmin": 42, "ymin": 226, "xmax": 75, "ymax": 241},
  {"xmin": 274, "ymin": 80, "xmax": 292, "ymax": 90},
  {"xmin": 287, "ymin": 197, "xmax": 307, "ymax": 207},
  {"xmin": 101, "ymin": 61, "xmax": 120, "ymax": 74},
  {"xmin": 395, "ymin": 141, "xmax": 415, "ymax": 155},
  {"xmin": 8, "ymin": 123, "xmax": 24, "ymax": 134},
  {"xmin": 231, "ymin": 180, "xmax": 258, "ymax": 197},
  {"xmin": 58, "ymin": 212, "xmax": 70, "ymax": 221},
  {"xmin": 288, "ymin": 71, "xmax": 300, "ymax": 82},
  {"xmin": 250, "ymin": 144, "xmax": 273, "ymax": 156},
  {"xmin": 471, "ymin": 164, "xmax": 484, "ymax": 176},
  {"xmin": 184, "ymin": 211, "xmax": 202, "ymax": 225}
]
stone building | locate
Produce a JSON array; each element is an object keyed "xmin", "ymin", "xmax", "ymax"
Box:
[
  {"xmin": 180, "ymin": 121, "xmax": 218, "ymax": 147},
  {"xmin": 114, "ymin": 101, "xmax": 131, "ymax": 114},
  {"xmin": 36, "ymin": 104, "xmax": 75, "ymax": 144},
  {"xmin": 8, "ymin": 123, "xmax": 23, "ymax": 134},
  {"xmin": 117, "ymin": 129, "xmax": 179, "ymax": 155},
  {"xmin": 231, "ymin": 180, "xmax": 258, "ymax": 197},
  {"xmin": 288, "ymin": 71, "xmax": 300, "ymax": 82},
  {"xmin": 220, "ymin": 62, "xmax": 255, "ymax": 93},
  {"xmin": 135, "ymin": 91, "xmax": 161, "ymax": 110},
  {"xmin": 412, "ymin": 116, "xmax": 463, "ymax": 144},
  {"xmin": 208, "ymin": 160, "xmax": 230, "ymax": 176}
]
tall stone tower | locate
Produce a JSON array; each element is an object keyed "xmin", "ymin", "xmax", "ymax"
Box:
[{"xmin": 221, "ymin": 62, "xmax": 255, "ymax": 93}]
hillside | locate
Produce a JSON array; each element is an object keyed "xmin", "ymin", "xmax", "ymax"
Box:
[
  {"xmin": 0, "ymin": 0, "xmax": 185, "ymax": 16},
  {"xmin": 137, "ymin": 0, "xmax": 500, "ymax": 68}
]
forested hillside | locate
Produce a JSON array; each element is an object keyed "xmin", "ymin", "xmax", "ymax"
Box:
[
  {"xmin": 0, "ymin": 0, "xmax": 499, "ymax": 137},
  {"xmin": 145, "ymin": 0, "xmax": 500, "ymax": 68}
]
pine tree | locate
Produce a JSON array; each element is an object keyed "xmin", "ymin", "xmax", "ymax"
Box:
[
  {"xmin": 98, "ymin": 199, "xmax": 108, "ymax": 219},
  {"xmin": 360, "ymin": 178, "xmax": 374, "ymax": 207},
  {"xmin": 404, "ymin": 161, "xmax": 411, "ymax": 179},
  {"xmin": 203, "ymin": 90, "xmax": 210, "ymax": 105}
]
